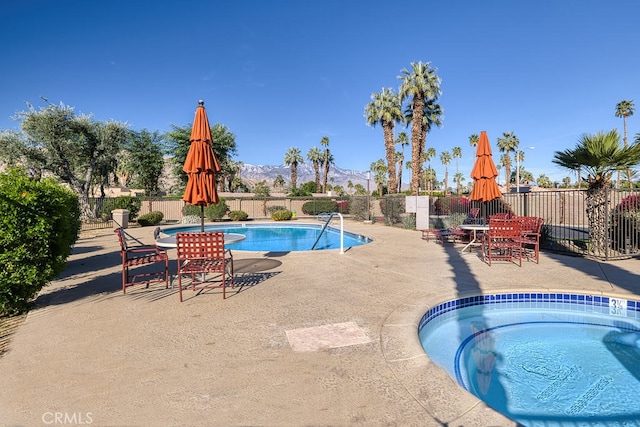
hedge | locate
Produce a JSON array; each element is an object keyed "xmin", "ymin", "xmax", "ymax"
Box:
[{"xmin": 0, "ymin": 168, "xmax": 81, "ymax": 315}]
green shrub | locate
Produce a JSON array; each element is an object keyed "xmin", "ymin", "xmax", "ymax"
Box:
[
  {"xmin": 380, "ymin": 196, "xmax": 405, "ymax": 225},
  {"xmin": 0, "ymin": 168, "xmax": 81, "ymax": 316},
  {"xmin": 348, "ymin": 196, "xmax": 369, "ymax": 221},
  {"xmin": 271, "ymin": 209, "xmax": 293, "ymax": 221},
  {"xmin": 204, "ymin": 198, "xmax": 229, "ymax": 220},
  {"xmin": 301, "ymin": 199, "xmax": 338, "ymax": 215},
  {"xmin": 112, "ymin": 196, "xmax": 142, "ymax": 219},
  {"xmin": 229, "ymin": 210, "xmax": 249, "ymax": 221},
  {"xmin": 182, "ymin": 204, "xmax": 202, "ymax": 216},
  {"xmin": 183, "ymin": 198, "xmax": 230, "ymax": 221},
  {"xmin": 137, "ymin": 211, "xmax": 164, "ymax": 226},
  {"xmin": 266, "ymin": 205, "xmax": 287, "ymax": 215}
]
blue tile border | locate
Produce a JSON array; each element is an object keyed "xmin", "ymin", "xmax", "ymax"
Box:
[{"xmin": 418, "ymin": 293, "xmax": 640, "ymax": 330}]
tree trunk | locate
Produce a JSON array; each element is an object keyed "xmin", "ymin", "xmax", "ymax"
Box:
[
  {"xmin": 585, "ymin": 179, "xmax": 609, "ymax": 255},
  {"xmin": 383, "ymin": 123, "xmax": 398, "ymax": 194},
  {"xmin": 410, "ymin": 98, "xmax": 425, "ymax": 195}
]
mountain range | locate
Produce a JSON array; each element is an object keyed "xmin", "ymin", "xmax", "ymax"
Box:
[{"xmin": 240, "ymin": 163, "xmax": 372, "ymax": 189}]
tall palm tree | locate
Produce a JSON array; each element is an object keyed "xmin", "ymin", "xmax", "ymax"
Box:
[
  {"xmin": 284, "ymin": 147, "xmax": 303, "ymax": 190},
  {"xmin": 319, "ymin": 136, "xmax": 331, "ymax": 193},
  {"xmin": 452, "ymin": 146, "xmax": 462, "ymax": 191},
  {"xmin": 423, "ymin": 167, "xmax": 437, "ymax": 194},
  {"xmin": 513, "ymin": 149, "xmax": 525, "ymax": 187},
  {"xmin": 469, "ymin": 133, "xmax": 479, "ymax": 148},
  {"xmin": 497, "ymin": 131, "xmax": 519, "ymax": 192},
  {"xmin": 553, "ymin": 129, "xmax": 640, "ymax": 254},
  {"xmin": 615, "ymin": 100, "xmax": 635, "ymax": 188},
  {"xmin": 398, "ymin": 62, "xmax": 442, "ymax": 195},
  {"xmin": 273, "ymin": 174, "xmax": 286, "ymax": 192},
  {"xmin": 370, "ymin": 159, "xmax": 387, "ymax": 196},
  {"xmin": 440, "ymin": 150, "xmax": 452, "ymax": 194},
  {"xmin": 364, "ymin": 88, "xmax": 403, "ymax": 194},
  {"xmin": 307, "ymin": 146, "xmax": 322, "ymax": 192},
  {"xmin": 454, "ymin": 172, "xmax": 465, "ymax": 195},
  {"xmin": 396, "ymin": 131, "xmax": 409, "ymax": 192},
  {"xmin": 323, "ymin": 151, "xmax": 335, "ymax": 193}
]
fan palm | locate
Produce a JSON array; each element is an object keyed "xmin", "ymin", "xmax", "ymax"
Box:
[
  {"xmin": 615, "ymin": 100, "xmax": 635, "ymax": 188},
  {"xmin": 398, "ymin": 62, "xmax": 442, "ymax": 195},
  {"xmin": 364, "ymin": 88, "xmax": 403, "ymax": 193},
  {"xmin": 284, "ymin": 147, "xmax": 303, "ymax": 190},
  {"xmin": 497, "ymin": 131, "xmax": 519, "ymax": 192},
  {"xmin": 307, "ymin": 146, "xmax": 322, "ymax": 191},
  {"xmin": 440, "ymin": 150, "xmax": 451, "ymax": 194},
  {"xmin": 553, "ymin": 129, "xmax": 640, "ymax": 254},
  {"xmin": 396, "ymin": 131, "xmax": 409, "ymax": 192},
  {"xmin": 320, "ymin": 136, "xmax": 331, "ymax": 193}
]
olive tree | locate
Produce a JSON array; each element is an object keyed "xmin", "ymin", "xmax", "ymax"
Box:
[{"xmin": 0, "ymin": 101, "xmax": 127, "ymax": 218}]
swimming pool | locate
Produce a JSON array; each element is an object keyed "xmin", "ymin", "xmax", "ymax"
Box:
[
  {"xmin": 419, "ymin": 293, "xmax": 640, "ymax": 426},
  {"xmin": 161, "ymin": 223, "xmax": 372, "ymax": 252}
]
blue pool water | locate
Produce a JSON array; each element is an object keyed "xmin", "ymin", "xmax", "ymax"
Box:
[
  {"xmin": 419, "ymin": 294, "xmax": 640, "ymax": 426},
  {"xmin": 161, "ymin": 223, "xmax": 372, "ymax": 251}
]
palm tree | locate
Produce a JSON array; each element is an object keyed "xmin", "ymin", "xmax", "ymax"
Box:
[
  {"xmin": 469, "ymin": 133, "xmax": 479, "ymax": 148},
  {"xmin": 398, "ymin": 62, "xmax": 442, "ymax": 195},
  {"xmin": 423, "ymin": 167, "xmax": 437, "ymax": 194},
  {"xmin": 553, "ymin": 129, "xmax": 640, "ymax": 254},
  {"xmin": 452, "ymin": 146, "xmax": 462, "ymax": 192},
  {"xmin": 370, "ymin": 159, "xmax": 387, "ymax": 196},
  {"xmin": 307, "ymin": 146, "xmax": 322, "ymax": 192},
  {"xmin": 497, "ymin": 131, "xmax": 519, "ymax": 192},
  {"xmin": 537, "ymin": 174, "xmax": 552, "ymax": 188},
  {"xmin": 513, "ymin": 149, "xmax": 525, "ymax": 187},
  {"xmin": 396, "ymin": 131, "xmax": 409, "ymax": 192},
  {"xmin": 284, "ymin": 147, "xmax": 303, "ymax": 190},
  {"xmin": 615, "ymin": 100, "xmax": 635, "ymax": 188},
  {"xmin": 440, "ymin": 150, "xmax": 452, "ymax": 194},
  {"xmin": 273, "ymin": 174, "xmax": 286, "ymax": 192},
  {"xmin": 324, "ymin": 151, "xmax": 335, "ymax": 191},
  {"xmin": 320, "ymin": 136, "xmax": 331, "ymax": 193},
  {"xmin": 364, "ymin": 88, "xmax": 403, "ymax": 194},
  {"xmin": 454, "ymin": 172, "xmax": 465, "ymax": 195}
]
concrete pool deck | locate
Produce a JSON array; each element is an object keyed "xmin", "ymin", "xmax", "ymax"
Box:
[{"xmin": 1, "ymin": 220, "xmax": 639, "ymax": 426}]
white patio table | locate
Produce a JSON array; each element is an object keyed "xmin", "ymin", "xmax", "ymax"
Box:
[{"xmin": 458, "ymin": 224, "xmax": 490, "ymax": 254}]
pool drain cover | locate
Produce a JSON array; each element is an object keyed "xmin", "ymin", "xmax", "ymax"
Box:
[{"xmin": 286, "ymin": 321, "xmax": 371, "ymax": 352}]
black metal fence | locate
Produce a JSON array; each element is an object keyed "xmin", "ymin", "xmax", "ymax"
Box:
[
  {"xmin": 404, "ymin": 189, "xmax": 640, "ymax": 261},
  {"xmin": 80, "ymin": 190, "xmax": 640, "ymax": 260}
]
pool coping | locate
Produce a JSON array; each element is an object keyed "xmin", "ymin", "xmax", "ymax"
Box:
[{"xmin": 382, "ymin": 289, "xmax": 640, "ymax": 426}]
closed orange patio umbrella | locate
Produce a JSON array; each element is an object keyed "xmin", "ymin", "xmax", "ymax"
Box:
[
  {"xmin": 469, "ymin": 131, "xmax": 502, "ymax": 203},
  {"xmin": 183, "ymin": 100, "xmax": 221, "ymax": 231}
]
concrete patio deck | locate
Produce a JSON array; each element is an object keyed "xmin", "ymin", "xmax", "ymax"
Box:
[{"xmin": 1, "ymin": 220, "xmax": 639, "ymax": 426}]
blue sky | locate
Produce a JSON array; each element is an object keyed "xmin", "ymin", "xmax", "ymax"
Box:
[{"xmin": 1, "ymin": 1, "xmax": 639, "ymax": 185}]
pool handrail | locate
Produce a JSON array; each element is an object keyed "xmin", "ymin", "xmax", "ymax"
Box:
[{"xmin": 312, "ymin": 212, "xmax": 344, "ymax": 254}]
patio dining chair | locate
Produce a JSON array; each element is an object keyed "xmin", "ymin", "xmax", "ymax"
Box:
[
  {"xmin": 114, "ymin": 227, "xmax": 169, "ymax": 294},
  {"xmin": 175, "ymin": 231, "xmax": 234, "ymax": 301},
  {"xmin": 482, "ymin": 219, "xmax": 523, "ymax": 266},
  {"xmin": 514, "ymin": 216, "xmax": 544, "ymax": 263}
]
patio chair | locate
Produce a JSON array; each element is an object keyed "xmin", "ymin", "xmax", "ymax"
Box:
[
  {"xmin": 515, "ymin": 216, "xmax": 544, "ymax": 263},
  {"xmin": 482, "ymin": 219, "xmax": 522, "ymax": 266},
  {"xmin": 463, "ymin": 207, "xmax": 481, "ymax": 224},
  {"xmin": 114, "ymin": 227, "xmax": 169, "ymax": 294},
  {"xmin": 175, "ymin": 231, "xmax": 234, "ymax": 301}
]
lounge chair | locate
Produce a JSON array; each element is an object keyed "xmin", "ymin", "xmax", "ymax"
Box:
[
  {"xmin": 175, "ymin": 231, "xmax": 234, "ymax": 301},
  {"xmin": 114, "ymin": 227, "xmax": 169, "ymax": 293},
  {"xmin": 482, "ymin": 219, "xmax": 522, "ymax": 266}
]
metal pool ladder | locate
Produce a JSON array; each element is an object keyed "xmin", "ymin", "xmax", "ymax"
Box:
[{"xmin": 311, "ymin": 212, "xmax": 344, "ymax": 254}]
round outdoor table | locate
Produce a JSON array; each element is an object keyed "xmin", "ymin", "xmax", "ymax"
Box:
[
  {"xmin": 155, "ymin": 233, "xmax": 246, "ymax": 249},
  {"xmin": 458, "ymin": 224, "xmax": 490, "ymax": 254}
]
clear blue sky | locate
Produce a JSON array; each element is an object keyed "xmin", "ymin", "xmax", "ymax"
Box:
[{"xmin": 1, "ymin": 1, "xmax": 639, "ymax": 185}]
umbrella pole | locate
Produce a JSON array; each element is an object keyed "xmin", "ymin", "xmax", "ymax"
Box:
[{"xmin": 200, "ymin": 205, "xmax": 205, "ymax": 232}]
